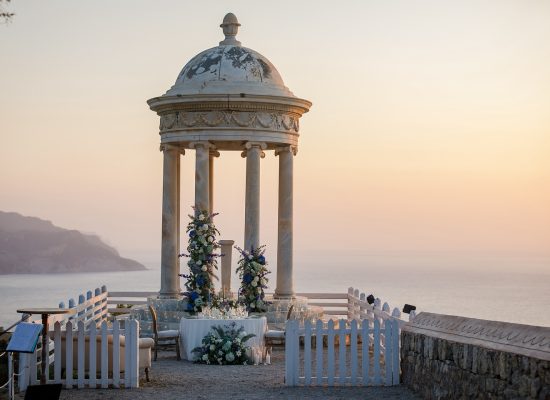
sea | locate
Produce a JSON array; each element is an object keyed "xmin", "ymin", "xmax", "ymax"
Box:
[{"xmin": 1, "ymin": 252, "xmax": 549, "ymax": 329}]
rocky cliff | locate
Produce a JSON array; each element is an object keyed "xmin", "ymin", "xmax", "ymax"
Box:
[{"xmin": 0, "ymin": 211, "xmax": 146, "ymax": 274}]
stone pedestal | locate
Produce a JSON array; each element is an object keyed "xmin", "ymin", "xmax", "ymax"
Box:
[{"xmin": 219, "ymin": 240, "xmax": 234, "ymax": 297}]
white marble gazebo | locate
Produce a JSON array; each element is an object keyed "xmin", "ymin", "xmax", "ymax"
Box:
[{"xmin": 147, "ymin": 13, "xmax": 311, "ymax": 302}]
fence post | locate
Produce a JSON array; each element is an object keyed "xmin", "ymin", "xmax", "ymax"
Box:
[
  {"xmin": 338, "ymin": 319, "xmax": 346, "ymax": 385},
  {"xmin": 94, "ymin": 287, "xmax": 101, "ymax": 322},
  {"xmin": 409, "ymin": 310, "xmax": 416, "ymax": 322},
  {"xmin": 327, "ymin": 319, "xmax": 335, "ymax": 386},
  {"xmin": 384, "ymin": 319, "xmax": 392, "ymax": 386},
  {"xmin": 373, "ymin": 318, "xmax": 381, "ymax": 385},
  {"xmin": 65, "ymin": 321, "xmax": 73, "ymax": 389},
  {"xmin": 54, "ymin": 321, "xmax": 61, "ymax": 383},
  {"xmin": 392, "ymin": 319, "xmax": 400, "ymax": 385},
  {"xmin": 112, "ymin": 320, "xmax": 121, "ymax": 388},
  {"xmin": 128, "ymin": 319, "xmax": 140, "ymax": 388},
  {"xmin": 285, "ymin": 320, "xmax": 294, "ymax": 386},
  {"xmin": 347, "ymin": 287, "xmax": 354, "ymax": 320},
  {"xmin": 359, "ymin": 293, "xmax": 367, "ymax": 320},
  {"xmin": 101, "ymin": 286, "xmax": 108, "ymax": 320},
  {"xmin": 315, "ymin": 319, "xmax": 323, "ymax": 385},
  {"xmin": 85, "ymin": 291, "xmax": 93, "ymax": 323}
]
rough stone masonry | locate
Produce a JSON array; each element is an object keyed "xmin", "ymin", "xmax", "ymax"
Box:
[{"xmin": 401, "ymin": 312, "xmax": 550, "ymax": 399}]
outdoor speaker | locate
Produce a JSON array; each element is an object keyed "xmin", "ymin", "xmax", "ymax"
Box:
[
  {"xmin": 24, "ymin": 384, "xmax": 62, "ymax": 400},
  {"xmin": 402, "ymin": 304, "xmax": 416, "ymax": 314}
]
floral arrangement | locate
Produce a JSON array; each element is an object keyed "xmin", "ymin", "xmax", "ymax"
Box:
[
  {"xmin": 179, "ymin": 209, "xmax": 220, "ymax": 313},
  {"xmin": 235, "ymin": 245, "xmax": 270, "ymax": 313},
  {"xmin": 192, "ymin": 322, "xmax": 255, "ymax": 365},
  {"xmin": 198, "ymin": 304, "xmax": 248, "ymax": 320}
]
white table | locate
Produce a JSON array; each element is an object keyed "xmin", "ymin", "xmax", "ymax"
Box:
[{"xmin": 179, "ymin": 316, "xmax": 267, "ymax": 361}]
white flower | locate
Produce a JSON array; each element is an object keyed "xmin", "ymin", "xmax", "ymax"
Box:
[
  {"xmin": 225, "ymin": 352, "xmax": 235, "ymax": 362},
  {"xmin": 218, "ymin": 350, "xmax": 223, "ymax": 356},
  {"xmin": 260, "ymin": 279, "xmax": 266, "ymax": 286},
  {"xmin": 248, "ymin": 255, "xmax": 253, "ymax": 260},
  {"xmin": 253, "ymin": 276, "xmax": 259, "ymax": 281},
  {"xmin": 202, "ymin": 224, "xmax": 209, "ymax": 230},
  {"xmin": 196, "ymin": 260, "xmax": 202, "ymax": 266},
  {"xmin": 198, "ymin": 214, "xmax": 205, "ymax": 220},
  {"xmin": 201, "ymin": 266, "xmax": 207, "ymax": 272},
  {"xmin": 202, "ymin": 354, "xmax": 209, "ymax": 361},
  {"xmin": 251, "ymin": 281, "xmax": 257, "ymax": 287},
  {"xmin": 208, "ymin": 236, "xmax": 214, "ymax": 243},
  {"xmin": 250, "ymin": 301, "xmax": 255, "ymax": 308},
  {"xmin": 236, "ymin": 350, "xmax": 242, "ymax": 357},
  {"xmin": 209, "ymin": 345, "xmax": 215, "ymax": 351}
]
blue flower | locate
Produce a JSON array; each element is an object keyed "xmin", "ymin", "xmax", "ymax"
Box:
[
  {"xmin": 186, "ymin": 303, "xmax": 194, "ymax": 311},
  {"xmin": 190, "ymin": 292, "xmax": 199, "ymax": 300},
  {"xmin": 196, "ymin": 276, "xmax": 205, "ymax": 286},
  {"xmin": 189, "ymin": 230, "xmax": 197, "ymax": 238},
  {"xmin": 257, "ymin": 255, "xmax": 266, "ymax": 265},
  {"xmin": 243, "ymin": 274, "xmax": 253, "ymax": 284}
]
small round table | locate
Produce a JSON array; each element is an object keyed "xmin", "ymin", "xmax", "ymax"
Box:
[{"xmin": 17, "ymin": 308, "xmax": 75, "ymax": 384}]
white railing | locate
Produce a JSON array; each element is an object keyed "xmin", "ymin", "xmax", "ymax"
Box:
[
  {"xmin": 18, "ymin": 319, "xmax": 139, "ymax": 390},
  {"xmin": 285, "ymin": 317, "xmax": 400, "ymax": 386},
  {"xmin": 347, "ymin": 287, "xmax": 416, "ymax": 326}
]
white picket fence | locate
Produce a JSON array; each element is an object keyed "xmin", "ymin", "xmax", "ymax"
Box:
[
  {"xmin": 285, "ymin": 287, "xmax": 414, "ymax": 386},
  {"xmin": 285, "ymin": 318, "xmax": 400, "ymax": 386},
  {"xmin": 16, "ymin": 286, "xmax": 140, "ymax": 391},
  {"xmin": 18, "ymin": 319, "xmax": 140, "ymax": 390}
]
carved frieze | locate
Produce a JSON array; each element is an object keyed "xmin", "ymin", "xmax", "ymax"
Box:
[{"xmin": 159, "ymin": 110, "xmax": 300, "ymax": 133}]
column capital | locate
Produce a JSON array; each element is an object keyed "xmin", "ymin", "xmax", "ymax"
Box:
[
  {"xmin": 275, "ymin": 145, "xmax": 298, "ymax": 156},
  {"xmin": 241, "ymin": 142, "xmax": 267, "ymax": 158},
  {"xmin": 209, "ymin": 149, "xmax": 221, "ymax": 158},
  {"xmin": 189, "ymin": 141, "xmax": 215, "ymax": 150},
  {"xmin": 159, "ymin": 143, "xmax": 185, "ymax": 155}
]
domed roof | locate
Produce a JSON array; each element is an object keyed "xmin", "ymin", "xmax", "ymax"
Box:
[{"xmin": 164, "ymin": 14, "xmax": 294, "ymax": 98}]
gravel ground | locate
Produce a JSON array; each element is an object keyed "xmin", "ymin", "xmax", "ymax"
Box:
[{"xmin": 15, "ymin": 348, "xmax": 419, "ymax": 400}]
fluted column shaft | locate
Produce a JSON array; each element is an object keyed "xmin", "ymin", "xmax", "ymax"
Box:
[
  {"xmin": 192, "ymin": 142, "xmax": 211, "ymax": 213},
  {"xmin": 209, "ymin": 150, "xmax": 220, "ymax": 215},
  {"xmin": 275, "ymin": 146, "xmax": 295, "ymax": 298},
  {"xmin": 243, "ymin": 142, "xmax": 265, "ymax": 251},
  {"xmin": 160, "ymin": 144, "xmax": 181, "ymax": 298}
]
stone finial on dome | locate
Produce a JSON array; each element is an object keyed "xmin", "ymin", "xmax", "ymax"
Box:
[{"xmin": 219, "ymin": 13, "xmax": 241, "ymax": 46}]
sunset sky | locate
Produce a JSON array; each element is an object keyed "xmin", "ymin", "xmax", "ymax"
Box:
[{"xmin": 1, "ymin": 0, "xmax": 549, "ymax": 270}]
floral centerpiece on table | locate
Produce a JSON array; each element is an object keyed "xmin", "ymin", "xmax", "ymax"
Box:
[
  {"xmin": 179, "ymin": 208, "xmax": 220, "ymax": 313},
  {"xmin": 235, "ymin": 245, "xmax": 270, "ymax": 313},
  {"xmin": 192, "ymin": 322, "xmax": 255, "ymax": 365}
]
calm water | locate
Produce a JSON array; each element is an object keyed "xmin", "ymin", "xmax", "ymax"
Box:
[{"xmin": 1, "ymin": 253, "xmax": 549, "ymax": 329}]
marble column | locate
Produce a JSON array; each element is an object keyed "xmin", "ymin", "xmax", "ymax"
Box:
[
  {"xmin": 242, "ymin": 142, "xmax": 266, "ymax": 251},
  {"xmin": 209, "ymin": 150, "xmax": 220, "ymax": 215},
  {"xmin": 275, "ymin": 146, "xmax": 296, "ymax": 298},
  {"xmin": 191, "ymin": 142, "xmax": 211, "ymax": 213},
  {"xmin": 176, "ymin": 151, "xmax": 181, "ymax": 292},
  {"xmin": 160, "ymin": 144, "xmax": 182, "ymax": 299}
]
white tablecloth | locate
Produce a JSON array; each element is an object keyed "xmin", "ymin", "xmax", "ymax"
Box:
[{"xmin": 179, "ymin": 317, "xmax": 267, "ymax": 361}]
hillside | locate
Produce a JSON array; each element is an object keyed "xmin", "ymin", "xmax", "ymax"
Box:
[{"xmin": 0, "ymin": 211, "xmax": 147, "ymax": 274}]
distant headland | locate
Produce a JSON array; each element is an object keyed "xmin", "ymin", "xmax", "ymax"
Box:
[{"xmin": 0, "ymin": 211, "xmax": 146, "ymax": 274}]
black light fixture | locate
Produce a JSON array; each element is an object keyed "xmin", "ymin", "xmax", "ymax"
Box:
[
  {"xmin": 402, "ymin": 304, "xmax": 416, "ymax": 314},
  {"xmin": 366, "ymin": 294, "xmax": 375, "ymax": 304}
]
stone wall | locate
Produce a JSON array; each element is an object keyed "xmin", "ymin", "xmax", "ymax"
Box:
[{"xmin": 400, "ymin": 313, "xmax": 550, "ymax": 399}]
